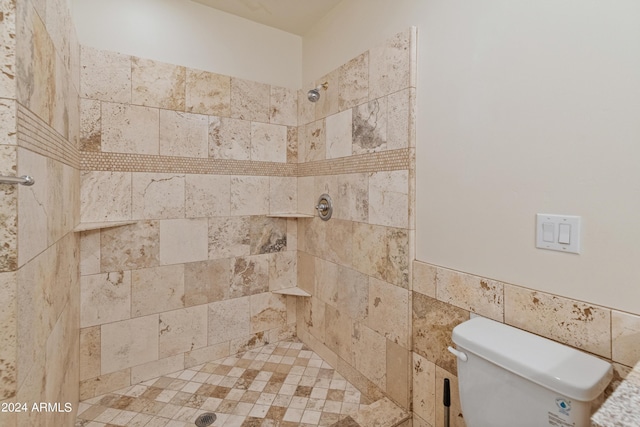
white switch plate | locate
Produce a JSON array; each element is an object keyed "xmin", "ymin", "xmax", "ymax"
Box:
[{"xmin": 536, "ymin": 214, "xmax": 581, "ymax": 254}]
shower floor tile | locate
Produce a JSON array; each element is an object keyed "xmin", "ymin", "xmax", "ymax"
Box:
[{"xmin": 75, "ymin": 339, "xmax": 377, "ymax": 427}]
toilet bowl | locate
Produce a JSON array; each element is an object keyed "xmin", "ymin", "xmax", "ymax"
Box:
[{"xmin": 449, "ymin": 317, "xmax": 612, "ymax": 427}]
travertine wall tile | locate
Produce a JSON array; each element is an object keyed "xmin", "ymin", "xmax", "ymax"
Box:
[
  {"xmin": 302, "ymin": 119, "xmax": 326, "ymax": 162},
  {"xmin": 251, "ymin": 122, "xmax": 287, "ymax": 162},
  {"xmin": 101, "ymin": 315, "xmax": 159, "ymax": 374},
  {"xmin": 368, "ymin": 277, "xmax": 410, "ymax": 347},
  {"xmin": 230, "ymin": 254, "xmax": 269, "ymax": 297},
  {"xmin": 184, "ymin": 258, "xmax": 230, "ymax": 305},
  {"xmin": 208, "ymin": 216, "xmax": 250, "ymax": 259},
  {"xmin": 315, "ymin": 257, "xmax": 338, "ymax": 307},
  {"xmin": 159, "ymin": 110, "xmax": 208, "ymax": 158},
  {"xmin": 249, "ymin": 216, "xmax": 287, "ymax": 254},
  {"xmin": 0, "ymin": 271, "xmax": 15, "ymax": 399},
  {"xmin": 130, "ymin": 353, "xmax": 184, "ymax": 384},
  {"xmin": 436, "ymin": 267, "xmax": 504, "ymax": 322},
  {"xmin": 80, "ymin": 271, "xmax": 131, "ymax": 327},
  {"xmin": 184, "ymin": 342, "xmax": 229, "ymax": 368},
  {"xmin": 79, "ymin": 231, "xmax": 100, "ymax": 276},
  {"xmin": 353, "ymin": 98, "xmax": 387, "ymax": 154},
  {"xmin": 611, "ymin": 311, "xmax": 640, "ymax": 367},
  {"xmin": 413, "ymin": 260, "xmax": 436, "ymax": 298},
  {"xmin": 387, "ymin": 88, "xmax": 412, "ymax": 150},
  {"xmin": 298, "ymin": 84, "xmax": 315, "ymax": 126},
  {"xmin": 80, "ymin": 171, "xmax": 131, "ymax": 222},
  {"xmin": 300, "ymin": 296, "xmax": 325, "ymax": 342},
  {"xmin": 270, "ymin": 86, "xmax": 297, "ymax": 126},
  {"xmin": 352, "ymin": 222, "xmax": 409, "ymax": 288},
  {"xmin": 387, "ymin": 340, "xmax": 410, "ymax": 409},
  {"xmin": 286, "ymin": 218, "xmax": 297, "ymax": 251},
  {"xmin": 413, "ymin": 352, "xmax": 436, "ymax": 426},
  {"xmin": 231, "ymin": 78, "xmax": 269, "ymax": 122},
  {"xmin": 0, "ymin": 99, "xmax": 16, "ymax": 145},
  {"xmin": 269, "ymin": 176, "xmax": 297, "ymax": 214},
  {"xmin": 131, "ymin": 173, "xmax": 185, "ymax": 220},
  {"xmin": 504, "ymin": 285, "xmax": 611, "ymax": 358},
  {"xmin": 297, "ymin": 176, "xmax": 315, "ymax": 216},
  {"xmin": 101, "ymin": 102, "xmax": 159, "ymax": 154},
  {"xmin": 325, "ymin": 304, "xmax": 352, "ymax": 364},
  {"xmin": 208, "ymin": 297, "xmax": 250, "ymax": 344},
  {"xmin": 158, "ymin": 305, "xmax": 207, "ymax": 358},
  {"xmin": 0, "ymin": 146, "xmax": 17, "ymax": 272},
  {"xmin": 352, "ymin": 322, "xmax": 386, "ymax": 389},
  {"xmin": 435, "ymin": 367, "xmax": 465, "ymax": 427},
  {"xmin": 159, "ymin": 218, "xmax": 208, "ymax": 265},
  {"xmin": 337, "ymin": 266, "xmax": 369, "ymax": 322},
  {"xmin": 131, "ymin": 264, "xmax": 184, "ymax": 317},
  {"xmin": 132, "ymin": 57, "xmax": 186, "ymax": 110},
  {"xmin": 297, "ymin": 251, "xmax": 315, "ymax": 295},
  {"xmin": 185, "ymin": 69, "xmax": 230, "ymax": 116},
  {"xmin": 79, "ymin": 326, "xmax": 100, "ymax": 382},
  {"xmin": 79, "ymin": 369, "xmax": 131, "ymax": 401},
  {"xmin": 326, "ymin": 109, "xmax": 353, "ymax": 160},
  {"xmin": 208, "ymin": 116, "xmax": 251, "ymax": 160},
  {"xmin": 250, "ymin": 292, "xmax": 287, "ymax": 333},
  {"xmin": 185, "ymin": 174, "xmax": 230, "ymax": 218},
  {"xmin": 339, "ymin": 52, "xmax": 368, "ymax": 111},
  {"xmin": 315, "ymin": 69, "xmax": 339, "ymax": 120},
  {"xmin": 0, "ymin": 0, "xmax": 16, "ymax": 99},
  {"xmin": 17, "ymin": 148, "xmax": 48, "ymax": 265},
  {"xmin": 269, "ymin": 251, "xmax": 296, "ymax": 291},
  {"xmin": 80, "ymin": 98, "xmax": 100, "ymax": 151},
  {"xmin": 413, "ymin": 292, "xmax": 469, "ymax": 375},
  {"xmin": 287, "ymin": 126, "xmax": 298, "ymax": 163},
  {"xmin": 80, "ymin": 45, "xmax": 131, "ymax": 103},
  {"xmin": 369, "ymin": 170, "xmax": 408, "ymax": 228},
  {"xmin": 100, "ymin": 221, "xmax": 159, "ymax": 272},
  {"xmin": 230, "ymin": 176, "xmax": 269, "ymax": 215},
  {"xmin": 369, "ymin": 28, "xmax": 412, "ymax": 99}
]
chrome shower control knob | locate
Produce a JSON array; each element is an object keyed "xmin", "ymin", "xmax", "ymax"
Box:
[{"xmin": 315, "ymin": 194, "xmax": 333, "ymax": 221}]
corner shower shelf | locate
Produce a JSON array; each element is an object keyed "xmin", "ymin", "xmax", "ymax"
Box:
[
  {"xmin": 74, "ymin": 220, "xmax": 137, "ymax": 232},
  {"xmin": 271, "ymin": 287, "xmax": 311, "ymax": 297},
  {"xmin": 266, "ymin": 213, "xmax": 314, "ymax": 218}
]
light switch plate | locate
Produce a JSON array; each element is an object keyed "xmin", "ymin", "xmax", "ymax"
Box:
[{"xmin": 536, "ymin": 214, "xmax": 581, "ymax": 254}]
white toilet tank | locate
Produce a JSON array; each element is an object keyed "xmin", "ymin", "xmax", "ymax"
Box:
[{"xmin": 450, "ymin": 317, "xmax": 612, "ymax": 427}]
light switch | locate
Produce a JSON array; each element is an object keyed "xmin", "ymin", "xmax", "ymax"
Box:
[
  {"xmin": 558, "ymin": 223, "xmax": 571, "ymax": 244},
  {"xmin": 542, "ymin": 222, "xmax": 555, "ymax": 242}
]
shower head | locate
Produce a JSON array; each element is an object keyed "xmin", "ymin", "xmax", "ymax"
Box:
[{"xmin": 307, "ymin": 82, "xmax": 328, "ymax": 102}]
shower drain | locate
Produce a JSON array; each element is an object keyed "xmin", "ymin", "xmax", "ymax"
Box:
[{"xmin": 194, "ymin": 412, "xmax": 217, "ymax": 427}]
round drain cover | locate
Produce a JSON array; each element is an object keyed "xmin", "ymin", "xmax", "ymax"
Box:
[{"xmin": 195, "ymin": 412, "xmax": 217, "ymax": 427}]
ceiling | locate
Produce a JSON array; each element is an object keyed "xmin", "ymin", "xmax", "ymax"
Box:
[{"xmin": 190, "ymin": 0, "xmax": 344, "ymax": 36}]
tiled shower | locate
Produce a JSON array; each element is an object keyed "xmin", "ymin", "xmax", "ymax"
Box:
[{"xmin": 1, "ymin": 0, "xmax": 639, "ymax": 426}]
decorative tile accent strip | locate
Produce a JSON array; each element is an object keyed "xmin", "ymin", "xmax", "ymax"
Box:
[
  {"xmin": 16, "ymin": 104, "xmax": 80, "ymax": 169},
  {"xmin": 81, "ymin": 152, "xmax": 298, "ymax": 176},
  {"xmin": 81, "ymin": 148, "xmax": 410, "ymax": 177},
  {"xmin": 298, "ymin": 148, "xmax": 410, "ymax": 177}
]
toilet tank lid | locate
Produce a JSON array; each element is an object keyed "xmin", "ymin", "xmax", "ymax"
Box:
[{"xmin": 452, "ymin": 317, "xmax": 613, "ymax": 402}]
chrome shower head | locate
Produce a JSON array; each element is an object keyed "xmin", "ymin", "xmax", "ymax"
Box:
[{"xmin": 307, "ymin": 82, "xmax": 328, "ymax": 102}]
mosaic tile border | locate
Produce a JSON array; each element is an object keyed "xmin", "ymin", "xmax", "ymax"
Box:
[
  {"xmin": 17, "ymin": 104, "xmax": 80, "ymax": 169},
  {"xmin": 81, "ymin": 149, "xmax": 411, "ymax": 177}
]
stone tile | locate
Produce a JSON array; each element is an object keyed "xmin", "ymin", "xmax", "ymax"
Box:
[
  {"xmin": 413, "ymin": 293, "xmax": 469, "ymax": 375},
  {"xmin": 208, "ymin": 297, "xmax": 251, "ymax": 344},
  {"xmin": 251, "ymin": 122, "xmax": 287, "ymax": 162},
  {"xmin": 80, "ymin": 326, "xmax": 101, "ymax": 381},
  {"xmin": 80, "ymin": 271, "xmax": 131, "ymax": 327},
  {"xmin": 296, "ymin": 251, "xmax": 315, "ymax": 296},
  {"xmin": 287, "ymin": 126, "xmax": 298, "ymax": 163},
  {"xmin": 159, "ymin": 218, "xmax": 208, "ymax": 265},
  {"xmin": 325, "ymin": 305, "xmax": 352, "ymax": 365},
  {"xmin": 208, "ymin": 216, "xmax": 250, "ymax": 259},
  {"xmin": 302, "ymin": 120, "xmax": 325, "ymax": 162},
  {"xmin": 337, "ymin": 267, "xmax": 369, "ymax": 322},
  {"xmin": 230, "ymin": 255, "xmax": 269, "ymax": 298},
  {"xmin": 368, "ymin": 170, "xmax": 408, "ymax": 228},
  {"xmin": 369, "ymin": 29, "xmax": 412, "ymax": 99},
  {"xmin": 184, "ymin": 343, "xmax": 230, "ymax": 369},
  {"xmin": 250, "ymin": 293, "xmax": 287, "ymax": 333},
  {"xmin": 185, "ymin": 68, "xmax": 230, "ymax": 116},
  {"xmin": 270, "ymin": 86, "xmax": 297, "ymax": 126},
  {"xmin": 80, "ymin": 369, "xmax": 131, "ymax": 401},
  {"xmin": 323, "ymin": 218, "xmax": 354, "ymax": 267},
  {"xmin": 352, "ymin": 323, "xmax": 386, "ymax": 390},
  {"xmin": 298, "ymin": 86, "xmax": 315, "ymax": 126},
  {"xmin": 231, "ymin": 78, "xmax": 270, "ymax": 122},
  {"xmin": 436, "ymin": 267, "xmax": 504, "ymax": 322},
  {"xmin": 412, "ymin": 352, "xmax": 436, "ymax": 426},
  {"xmin": 0, "ymin": 271, "xmax": 15, "ymax": 399},
  {"xmin": 80, "ymin": 170, "xmax": 132, "ymax": 222},
  {"xmin": 80, "ymin": 45, "xmax": 131, "ymax": 103},
  {"xmin": 80, "ymin": 98, "xmax": 101, "ymax": 151},
  {"xmin": 353, "ymin": 98, "xmax": 387, "ymax": 154},
  {"xmin": 412, "ymin": 261, "xmax": 436, "ymax": 298},
  {"xmin": 368, "ymin": 277, "xmax": 410, "ymax": 347},
  {"xmin": 80, "ymin": 230, "xmax": 100, "ymax": 277},
  {"xmin": 339, "ymin": 52, "xmax": 368, "ymax": 111},
  {"xmin": 131, "ymin": 354, "xmax": 185, "ymax": 384},
  {"xmin": 269, "ymin": 251, "xmax": 296, "ymax": 292},
  {"xmin": 101, "ymin": 315, "xmax": 159, "ymax": 374},
  {"xmin": 269, "ymin": 177, "xmax": 297, "ymax": 215},
  {"xmin": 297, "ymin": 177, "xmax": 315, "ymax": 217},
  {"xmin": 300, "ymin": 296, "xmax": 326, "ymax": 343},
  {"xmin": 131, "ymin": 173, "xmax": 186, "ymax": 220},
  {"xmin": 352, "ymin": 223, "xmax": 409, "ymax": 288},
  {"xmin": 326, "ymin": 109, "xmax": 353, "ymax": 159},
  {"xmin": 101, "ymin": 102, "xmax": 159, "ymax": 154},
  {"xmin": 230, "ymin": 176, "xmax": 269, "ymax": 216},
  {"xmin": 250, "ymin": 217, "xmax": 287, "ymax": 255},
  {"xmin": 0, "ymin": 99, "xmax": 16, "ymax": 145},
  {"xmin": 16, "ymin": 148, "xmax": 47, "ymax": 266},
  {"xmin": 352, "ymin": 397, "xmax": 409, "ymax": 427},
  {"xmin": 0, "ymin": 0, "xmax": 16, "ymax": 99},
  {"xmin": 434, "ymin": 367, "xmax": 465, "ymax": 427},
  {"xmin": 612, "ymin": 311, "xmax": 640, "ymax": 367},
  {"xmin": 504, "ymin": 285, "xmax": 611, "ymax": 358},
  {"xmin": 387, "ymin": 88, "xmax": 413, "ymax": 150},
  {"xmin": 315, "ymin": 69, "xmax": 339, "ymax": 120},
  {"xmin": 159, "ymin": 110, "xmax": 208, "ymax": 158},
  {"xmin": 100, "ymin": 221, "xmax": 159, "ymax": 272},
  {"xmin": 315, "ymin": 258, "xmax": 338, "ymax": 307},
  {"xmin": 159, "ymin": 306, "xmax": 208, "ymax": 358},
  {"xmin": 185, "ymin": 174, "xmax": 231, "ymax": 218},
  {"xmin": 0, "ymin": 147, "xmax": 17, "ymax": 272},
  {"xmin": 132, "ymin": 264, "xmax": 184, "ymax": 317},
  {"xmin": 132, "ymin": 57, "xmax": 186, "ymax": 110},
  {"xmin": 209, "ymin": 116, "xmax": 251, "ymax": 160},
  {"xmin": 184, "ymin": 258, "xmax": 230, "ymax": 306}
]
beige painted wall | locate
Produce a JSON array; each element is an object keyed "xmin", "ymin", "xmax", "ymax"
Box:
[
  {"xmin": 303, "ymin": 0, "xmax": 640, "ymax": 315},
  {"xmin": 71, "ymin": 0, "xmax": 302, "ymax": 88}
]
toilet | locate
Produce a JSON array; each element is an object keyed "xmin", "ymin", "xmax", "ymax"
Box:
[{"xmin": 449, "ymin": 317, "xmax": 612, "ymax": 427}]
